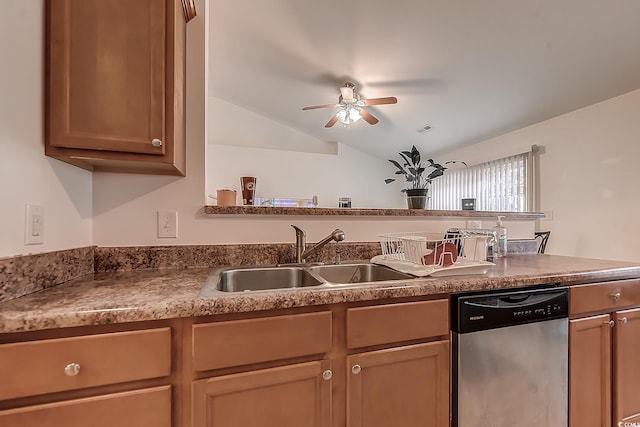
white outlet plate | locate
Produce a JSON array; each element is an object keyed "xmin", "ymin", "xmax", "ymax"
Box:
[
  {"xmin": 25, "ymin": 204, "xmax": 44, "ymax": 245},
  {"xmin": 157, "ymin": 211, "xmax": 178, "ymax": 238}
]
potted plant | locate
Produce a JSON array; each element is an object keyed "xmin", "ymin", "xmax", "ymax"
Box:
[{"xmin": 385, "ymin": 145, "xmax": 465, "ymax": 209}]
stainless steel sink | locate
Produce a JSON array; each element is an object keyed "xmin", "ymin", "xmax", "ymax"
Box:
[
  {"xmin": 309, "ymin": 263, "xmax": 413, "ymax": 284},
  {"xmin": 200, "ymin": 262, "xmax": 414, "ymax": 296},
  {"xmin": 202, "ymin": 266, "xmax": 324, "ymax": 294}
]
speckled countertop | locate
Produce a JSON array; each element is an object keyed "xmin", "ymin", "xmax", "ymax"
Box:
[{"xmin": 1, "ymin": 255, "xmax": 639, "ymax": 334}]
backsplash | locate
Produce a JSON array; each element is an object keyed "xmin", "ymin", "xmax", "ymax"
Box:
[
  {"xmin": 0, "ymin": 247, "xmax": 94, "ymax": 303},
  {"xmin": 94, "ymin": 242, "xmax": 381, "ymax": 272}
]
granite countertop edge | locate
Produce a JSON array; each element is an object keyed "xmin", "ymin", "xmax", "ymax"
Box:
[{"xmin": 1, "ymin": 255, "xmax": 640, "ymax": 334}]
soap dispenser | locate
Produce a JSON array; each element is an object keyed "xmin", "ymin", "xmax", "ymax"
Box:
[{"xmin": 493, "ymin": 216, "xmax": 507, "ymax": 258}]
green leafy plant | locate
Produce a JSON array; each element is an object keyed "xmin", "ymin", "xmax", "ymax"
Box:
[{"xmin": 384, "ymin": 145, "xmax": 466, "ymax": 192}]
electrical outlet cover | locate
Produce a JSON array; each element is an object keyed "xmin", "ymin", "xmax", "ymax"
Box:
[{"xmin": 25, "ymin": 204, "xmax": 44, "ymax": 245}]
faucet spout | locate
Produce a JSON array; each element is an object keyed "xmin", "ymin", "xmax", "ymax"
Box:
[{"xmin": 291, "ymin": 225, "xmax": 345, "ymax": 263}]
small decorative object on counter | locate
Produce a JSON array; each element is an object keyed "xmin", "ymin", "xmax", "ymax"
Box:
[
  {"xmin": 213, "ymin": 189, "xmax": 237, "ymax": 207},
  {"xmin": 240, "ymin": 176, "xmax": 257, "ymax": 205},
  {"xmin": 493, "ymin": 216, "xmax": 508, "ymax": 258},
  {"xmin": 339, "ymin": 197, "xmax": 352, "ymax": 208}
]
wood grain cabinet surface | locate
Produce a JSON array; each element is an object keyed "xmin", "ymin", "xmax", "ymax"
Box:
[
  {"xmin": 346, "ymin": 341, "xmax": 449, "ymax": 427},
  {"xmin": 569, "ymin": 283, "xmax": 640, "ymax": 427},
  {"xmin": 192, "ymin": 361, "xmax": 332, "ymax": 427},
  {"xmin": 0, "ymin": 328, "xmax": 171, "ymax": 400},
  {"xmin": 0, "ymin": 386, "xmax": 171, "ymax": 427},
  {"xmin": 45, "ymin": 0, "xmax": 186, "ymax": 175}
]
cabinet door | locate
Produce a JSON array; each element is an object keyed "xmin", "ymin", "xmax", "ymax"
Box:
[
  {"xmin": 614, "ymin": 308, "xmax": 640, "ymax": 424},
  {"xmin": 192, "ymin": 361, "xmax": 331, "ymax": 427},
  {"xmin": 346, "ymin": 341, "xmax": 449, "ymax": 427},
  {"xmin": 48, "ymin": 0, "xmax": 166, "ymax": 155},
  {"xmin": 569, "ymin": 314, "xmax": 612, "ymax": 427}
]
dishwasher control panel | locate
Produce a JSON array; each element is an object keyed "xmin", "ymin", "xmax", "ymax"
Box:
[{"xmin": 452, "ymin": 287, "xmax": 568, "ymax": 333}]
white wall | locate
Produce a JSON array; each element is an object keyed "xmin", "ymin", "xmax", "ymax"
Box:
[
  {"xmin": 438, "ymin": 89, "xmax": 640, "ymax": 262},
  {"xmin": 91, "ymin": 0, "xmax": 534, "ymax": 247},
  {"xmin": 207, "ymin": 143, "xmax": 402, "ymax": 209},
  {"xmin": 0, "ymin": 0, "xmax": 92, "ymax": 258},
  {"xmin": 206, "ymin": 96, "xmax": 403, "ymax": 209}
]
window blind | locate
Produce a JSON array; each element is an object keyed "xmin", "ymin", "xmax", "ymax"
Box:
[{"xmin": 429, "ymin": 151, "xmax": 532, "ymax": 212}]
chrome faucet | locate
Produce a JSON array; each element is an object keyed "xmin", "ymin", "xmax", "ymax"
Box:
[{"xmin": 291, "ymin": 225, "xmax": 345, "ymax": 263}]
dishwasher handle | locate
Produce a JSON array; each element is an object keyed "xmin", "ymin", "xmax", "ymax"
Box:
[{"xmin": 463, "ymin": 290, "xmax": 565, "ymax": 309}]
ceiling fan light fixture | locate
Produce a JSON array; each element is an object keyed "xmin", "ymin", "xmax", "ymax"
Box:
[{"xmin": 336, "ymin": 105, "xmax": 362, "ymax": 125}]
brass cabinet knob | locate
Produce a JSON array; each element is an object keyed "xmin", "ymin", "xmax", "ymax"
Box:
[
  {"xmin": 620, "ymin": 317, "xmax": 628, "ymax": 325},
  {"xmin": 351, "ymin": 364, "xmax": 361, "ymax": 375},
  {"xmin": 610, "ymin": 292, "xmax": 621, "ymax": 301},
  {"xmin": 605, "ymin": 320, "xmax": 615, "ymax": 328},
  {"xmin": 322, "ymin": 370, "xmax": 332, "ymax": 380},
  {"xmin": 64, "ymin": 363, "xmax": 81, "ymax": 376},
  {"xmin": 151, "ymin": 138, "xmax": 163, "ymax": 148}
]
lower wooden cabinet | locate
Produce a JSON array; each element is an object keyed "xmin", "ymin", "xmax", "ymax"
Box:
[
  {"xmin": 0, "ymin": 386, "xmax": 171, "ymax": 427},
  {"xmin": 569, "ymin": 314, "xmax": 611, "ymax": 427},
  {"xmin": 346, "ymin": 341, "xmax": 449, "ymax": 427},
  {"xmin": 192, "ymin": 360, "xmax": 331, "ymax": 427},
  {"xmin": 613, "ymin": 308, "xmax": 640, "ymax": 424},
  {"xmin": 570, "ymin": 307, "xmax": 640, "ymax": 427}
]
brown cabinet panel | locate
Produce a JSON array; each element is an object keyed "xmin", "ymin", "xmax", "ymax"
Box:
[
  {"xmin": 192, "ymin": 312, "xmax": 332, "ymax": 371},
  {"xmin": 346, "ymin": 299, "xmax": 448, "ymax": 349},
  {"xmin": 48, "ymin": 0, "xmax": 166, "ymax": 155},
  {"xmin": 0, "ymin": 328, "xmax": 171, "ymax": 400},
  {"xmin": 569, "ymin": 315, "xmax": 612, "ymax": 427},
  {"xmin": 45, "ymin": 0, "xmax": 186, "ymax": 175},
  {"xmin": 570, "ymin": 279, "xmax": 640, "ymax": 315},
  {"xmin": 346, "ymin": 341, "xmax": 449, "ymax": 427},
  {"xmin": 192, "ymin": 361, "xmax": 331, "ymax": 427},
  {"xmin": 614, "ymin": 308, "xmax": 640, "ymax": 424},
  {"xmin": 0, "ymin": 386, "xmax": 171, "ymax": 427}
]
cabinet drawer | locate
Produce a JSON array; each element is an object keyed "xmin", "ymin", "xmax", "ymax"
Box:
[
  {"xmin": 0, "ymin": 386, "xmax": 171, "ymax": 427},
  {"xmin": 347, "ymin": 299, "xmax": 449, "ymax": 349},
  {"xmin": 570, "ymin": 279, "xmax": 640, "ymax": 315},
  {"xmin": 192, "ymin": 312, "xmax": 332, "ymax": 371},
  {"xmin": 0, "ymin": 328, "xmax": 171, "ymax": 400}
]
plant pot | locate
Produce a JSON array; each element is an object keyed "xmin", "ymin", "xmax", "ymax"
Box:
[{"xmin": 405, "ymin": 189, "xmax": 428, "ymax": 209}]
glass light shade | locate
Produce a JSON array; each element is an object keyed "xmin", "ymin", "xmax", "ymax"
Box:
[{"xmin": 336, "ymin": 106, "xmax": 362, "ymax": 125}]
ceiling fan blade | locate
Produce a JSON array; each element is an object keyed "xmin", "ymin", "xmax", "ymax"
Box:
[
  {"xmin": 360, "ymin": 109, "xmax": 379, "ymax": 125},
  {"xmin": 362, "ymin": 97, "xmax": 398, "ymax": 106},
  {"xmin": 302, "ymin": 104, "xmax": 336, "ymax": 110},
  {"xmin": 325, "ymin": 115, "xmax": 339, "ymax": 128}
]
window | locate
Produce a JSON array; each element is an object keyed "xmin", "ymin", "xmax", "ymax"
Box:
[{"xmin": 429, "ymin": 151, "xmax": 534, "ymax": 212}]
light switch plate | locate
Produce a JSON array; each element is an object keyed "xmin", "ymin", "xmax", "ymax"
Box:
[
  {"xmin": 25, "ymin": 204, "xmax": 44, "ymax": 245},
  {"xmin": 157, "ymin": 211, "xmax": 178, "ymax": 238}
]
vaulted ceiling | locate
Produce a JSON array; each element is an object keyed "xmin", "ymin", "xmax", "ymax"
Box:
[{"xmin": 208, "ymin": 0, "xmax": 640, "ymax": 159}]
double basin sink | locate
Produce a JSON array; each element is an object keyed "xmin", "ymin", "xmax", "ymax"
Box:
[{"xmin": 200, "ymin": 262, "xmax": 413, "ymax": 296}]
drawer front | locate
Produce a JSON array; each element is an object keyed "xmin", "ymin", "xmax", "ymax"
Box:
[
  {"xmin": 347, "ymin": 299, "xmax": 449, "ymax": 349},
  {"xmin": 0, "ymin": 386, "xmax": 171, "ymax": 427},
  {"xmin": 192, "ymin": 312, "xmax": 332, "ymax": 371},
  {"xmin": 0, "ymin": 328, "xmax": 171, "ymax": 400},
  {"xmin": 570, "ymin": 279, "xmax": 640, "ymax": 315}
]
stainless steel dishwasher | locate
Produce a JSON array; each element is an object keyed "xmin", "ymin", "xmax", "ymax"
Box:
[{"xmin": 451, "ymin": 286, "xmax": 569, "ymax": 427}]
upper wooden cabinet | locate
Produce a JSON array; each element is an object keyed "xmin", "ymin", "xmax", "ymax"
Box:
[{"xmin": 45, "ymin": 0, "xmax": 187, "ymax": 175}]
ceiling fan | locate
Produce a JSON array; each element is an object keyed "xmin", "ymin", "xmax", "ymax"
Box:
[{"xmin": 302, "ymin": 82, "xmax": 398, "ymax": 128}]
